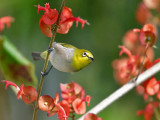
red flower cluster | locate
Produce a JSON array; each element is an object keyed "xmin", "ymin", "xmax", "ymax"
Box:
[
  {"xmin": 0, "ymin": 16, "xmax": 14, "ymax": 32},
  {"xmin": 131, "ymin": 2, "xmax": 160, "ymax": 119},
  {"xmin": 37, "ymin": 3, "xmax": 89, "ymax": 37},
  {"xmin": 60, "ymin": 82, "xmax": 91, "ymax": 115},
  {"xmin": 1, "ymin": 80, "xmax": 102, "ymax": 120},
  {"xmin": 112, "ymin": 23, "xmax": 156, "ymax": 85},
  {"xmin": 112, "ymin": 22, "xmax": 160, "ymax": 119}
]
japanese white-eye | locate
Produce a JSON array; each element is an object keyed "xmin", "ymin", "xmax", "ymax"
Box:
[{"xmin": 32, "ymin": 42, "xmax": 94, "ymax": 72}]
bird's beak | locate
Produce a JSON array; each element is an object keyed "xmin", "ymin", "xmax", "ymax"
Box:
[
  {"xmin": 86, "ymin": 54, "xmax": 94, "ymax": 61},
  {"xmin": 88, "ymin": 57, "xmax": 94, "ymax": 61}
]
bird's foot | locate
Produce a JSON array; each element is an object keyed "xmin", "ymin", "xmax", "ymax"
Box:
[
  {"xmin": 47, "ymin": 48, "xmax": 54, "ymax": 52},
  {"xmin": 41, "ymin": 66, "xmax": 53, "ymax": 77},
  {"xmin": 41, "ymin": 71, "xmax": 48, "ymax": 77}
]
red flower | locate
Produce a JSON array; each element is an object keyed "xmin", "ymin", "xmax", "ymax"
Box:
[
  {"xmin": 57, "ymin": 7, "xmax": 89, "ymax": 34},
  {"xmin": 46, "ymin": 93, "xmax": 68, "ymax": 119},
  {"xmin": 60, "ymin": 82, "xmax": 85, "ymax": 103},
  {"xmin": 1, "ymin": 80, "xmax": 37, "ymax": 104},
  {"xmin": 37, "ymin": 3, "xmax": 58, "ymax": 25},
  {"xmin": 139, "ymin": 31, "xmax": 156, "ymax": 47},
  {"xmin": 38, "ymin": 95, "xmax": 54, "ymax": 111},
  {"xmin": 47, "ymin": 93, "xmax": 60, "ymax": 116},
  {"xmin": 56, "ymin": 103, "xmax": 68, "ymax": 120},
  {"xmin": 142, "ymin": 77, "xmax": 159, "ymax": 96},
  {"xmin": 112, "ymin": 58, "xmax": 131, "ymax": 85},
  {"xmin": 136, "ymin": 2, "xmax": 151, "ymax": 25},
  {"xmin": 37, "ymin": 3, "xmax": 58, "ymax": 37},
  {"xmin": 141, "ymin": 24, "xmax": 157, "ymax": 33},
  {"xmin": 57, "ymin": 7, "xmax": 73, "ymax": 34},
  {"xmin": 85, "ymin": 95, "xmax": 91, "ymax": 106},
  {"xmin": 122, "ymin": 30, "xmax": 139, "ymax": 50},
  {"xmin": 84, "ymin": 113, "xmax": 103, "ymax": 120},
  {"xmin": 21, "ymin": 86, "xmax": 37, "ymax": 104},
  {"xmin": 72, "ymin": 98, "xmax": 86, "ymax": 114},
  {"xmin": 0, "ymin": 16, "xmax": 14, "ymax": 32},
  {"xmin": 60, "ymin": 82, "xmax": 76, "ymax": 103},
  {"xmin": 39, "ymin": 17, "xmax": 52, "ymax": 37},
  {"xmin": 119, "ymin": 46, "xmax": 139, "ymax": 78},
  {"xmin": 72, "ymin": 96, "xmax": 91, "ymax": 115},
  {"xmin": 74, "ymin": 82, "xmax": 85, "ymax": 99},
  {"xmin": 119, "ymin": 46, "xmax": 134, "ymax": 59},
  {"xmin": 57, "ymin": 100, "xmax": 70, "ymax": 120},
  {"xmin": 37, "ymin": 4, "xmax": 89, "ymax": 37},
  {"xmin": 133, "ymin": 24, "xmax": 157, "ymax": 47},
  {"xmin": 136, "ymin": 85, "xmax": 145, "ymax": 95}
]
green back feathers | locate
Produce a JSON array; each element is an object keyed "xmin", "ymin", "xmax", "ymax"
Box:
[{"xmin": 59, "ymin": 43, "xmax": 77, "ymax": 50}]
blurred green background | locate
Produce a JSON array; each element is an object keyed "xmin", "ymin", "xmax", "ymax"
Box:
[{"xmin": 0, "ymin": 0, "xmax": 158, "ymax": 120}]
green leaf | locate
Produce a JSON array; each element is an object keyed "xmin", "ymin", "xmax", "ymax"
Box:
[{"xmin": 0, "ymin": 36, "xmax": 38, "ymax": 88}]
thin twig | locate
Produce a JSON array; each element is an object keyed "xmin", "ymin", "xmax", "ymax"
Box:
[
  {"xmin": 134, "ymin": 43, "xmax": 150, "ymax": 81},
  {"xmin": 78, "ymin": 62, "xmax": 160, "ymax": 120},
  {"xmin": 32, "ymin": 0, "xmax": 67, "ymax": 120}
]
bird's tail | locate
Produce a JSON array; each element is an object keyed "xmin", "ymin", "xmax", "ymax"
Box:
[{"xmin": 32, "ymin": 52, "xmax": 42, "ymax": 61}]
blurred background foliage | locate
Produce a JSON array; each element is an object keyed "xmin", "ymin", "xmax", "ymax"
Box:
[{"xmin": 0, "ymin": 0, "xmax": 158, "ymax": 120}]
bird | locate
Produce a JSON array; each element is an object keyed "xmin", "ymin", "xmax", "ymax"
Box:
[{"xmin": 32, "ymin": 42, "xmax": 94, "ymax": 74}]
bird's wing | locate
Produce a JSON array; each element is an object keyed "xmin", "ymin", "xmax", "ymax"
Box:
[{"xmin": 53, "ymin": 43, "xmax": 74, "ymax": 61}]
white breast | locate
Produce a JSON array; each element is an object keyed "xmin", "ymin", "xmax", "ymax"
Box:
[{"xmin": 49, "ymin": 43, "xmax": 75, "ymax": 72}]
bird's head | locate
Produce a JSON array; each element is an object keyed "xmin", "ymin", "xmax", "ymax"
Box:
[{"xmin": 72, "ymin": 49, "xmax": 94, "ymax": 71}]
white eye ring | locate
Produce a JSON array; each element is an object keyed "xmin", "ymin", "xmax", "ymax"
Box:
[{"xmin": 82, "ymin": 52, "xmax": 87, "ymax": 57}]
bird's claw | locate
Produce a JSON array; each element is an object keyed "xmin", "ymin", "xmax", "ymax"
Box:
[
  {"xmin": 41, "ymin": 66, "xmax": 53, "ymax": 76},
  {"xmin": 47, "ymin": 48, "xmax": 54, "ymax": 52},
  {"xmin": 41, "ymin": 71, "xmax": 48, "ymax": 76}
]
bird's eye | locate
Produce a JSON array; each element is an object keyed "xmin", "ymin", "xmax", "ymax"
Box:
[{"xmin": 82, "ymin": 52, "xmax": 87, "ymax": 57}]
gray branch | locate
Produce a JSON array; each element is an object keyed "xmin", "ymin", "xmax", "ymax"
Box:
[{"xmin": 78, "ymin": 62, "xmax": 160, "ymax": 120}]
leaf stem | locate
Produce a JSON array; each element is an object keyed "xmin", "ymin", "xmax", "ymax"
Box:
[{"xmin": 32, "ymin": 0, "xmax": 67, "ymax": 120}]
